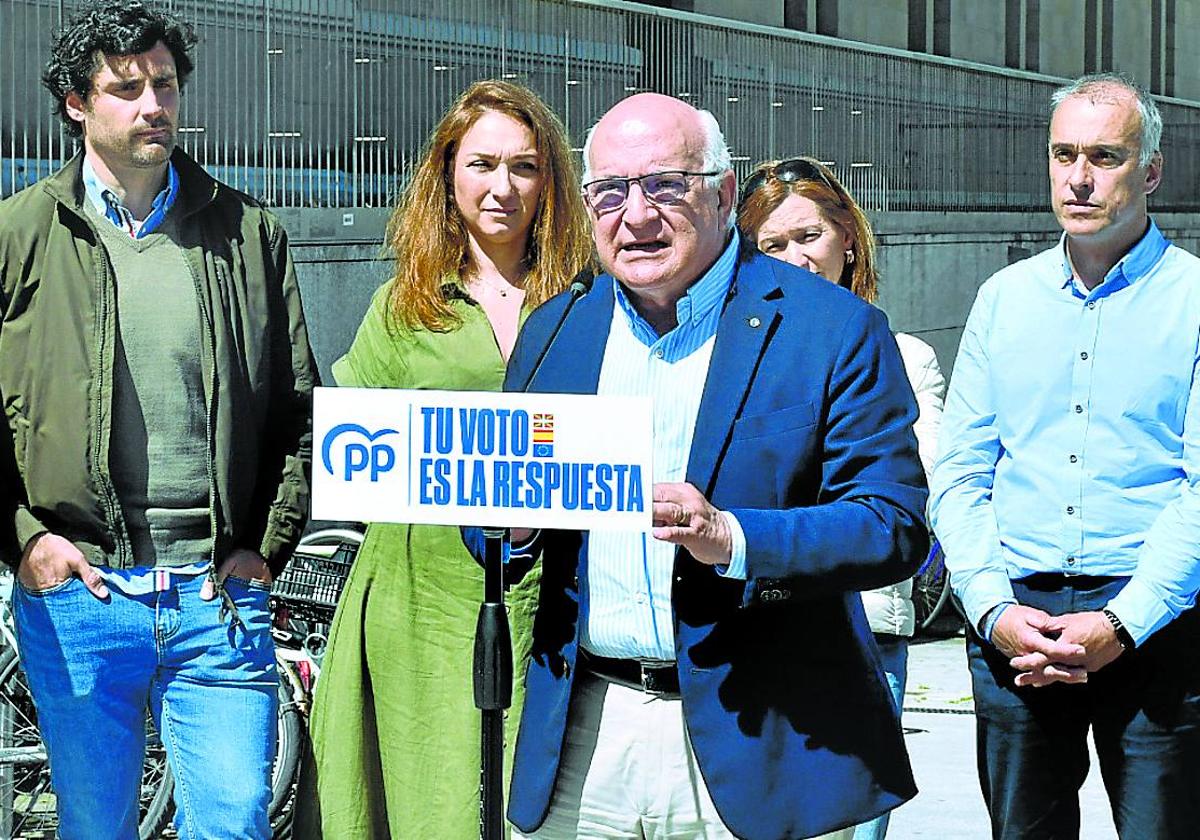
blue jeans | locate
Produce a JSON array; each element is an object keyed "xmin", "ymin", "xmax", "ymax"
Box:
[
  {"xmin": 854, "ymin": 636, "xmax": 908, "ymax": 840},
  {"xmin": 967, "ymin": 574, "xmax": 1200, "ymax": 840},
  {"xmin": 13, "ymin": 572, "xmax": 277, "ymax": 840}
]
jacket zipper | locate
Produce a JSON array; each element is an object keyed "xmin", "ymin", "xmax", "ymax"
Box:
[
  {"xmin": 182, "ymin": 246, "xmax": 220, "ymax": 571},
  {"xmin": 87, "ymin": 214, "xmax": 133, "ymax": 566}
]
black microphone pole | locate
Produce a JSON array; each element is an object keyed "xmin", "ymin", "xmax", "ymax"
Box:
[
  {"xmin": 474, "ymin": 269, "xmax": 593, "ymax": 840},
  {"xmin": 519, "ymin": 270, "xmax": 594, "ymax": 391},
  {"xmin": 474, "ymin": 526, "xmax": 510, "ymax": 840}
]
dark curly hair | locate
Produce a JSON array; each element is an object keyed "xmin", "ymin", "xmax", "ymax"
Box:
[{"xmin": 43, "ymin": 1, "xmax": 197, "ymax": 138}]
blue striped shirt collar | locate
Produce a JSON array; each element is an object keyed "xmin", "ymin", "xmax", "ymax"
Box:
[
  {"xmin": 82, "ymin": 157, "xmax": 179, "ymax": 239},
  {"xmin": 1058, "ymin": 219, "xmax": 1169, "ymax": 301},
  {"xmin": 611, "ymin": 232, "xmax": 739, "ymax": 355}
]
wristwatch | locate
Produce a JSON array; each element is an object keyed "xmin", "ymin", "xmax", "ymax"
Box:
[{"xmin": 1102, "ymin": 608, "xmax": 1135, "ymax": 650}]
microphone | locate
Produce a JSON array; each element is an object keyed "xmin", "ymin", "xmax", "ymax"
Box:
[{"xmin": 518, "ymin": 268, "xmax": 594, "ymax": 392}]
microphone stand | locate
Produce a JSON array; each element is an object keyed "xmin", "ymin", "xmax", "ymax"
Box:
[
  {"xmin": 519, "ymin": 270, "xmax": 594, "ymax": 391},
  {"xmin": 475, "ymin": 269, "xmax": 591, "ymax": 839},
  {"xmin": 474, "ymin": 527, "xmax": 511, "ymax": 840}
]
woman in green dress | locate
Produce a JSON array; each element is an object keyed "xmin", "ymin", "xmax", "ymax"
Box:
[{"xmin": 296, "ymin": 80, "xmax": 591, "ymax": 839}]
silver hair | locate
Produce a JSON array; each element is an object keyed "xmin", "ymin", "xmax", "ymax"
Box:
[
  {"xmin": 1049, "ymin": 72, "xmax": 1162, "ymax": 168},
  {"xmin": 581, "ymin": 101, "xmax": 735, "ymax": 229}
]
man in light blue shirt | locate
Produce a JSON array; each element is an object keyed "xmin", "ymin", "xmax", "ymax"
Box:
[{"xmin": 931, "ymin": 72, "xmax": 1200, "ymax": 839}]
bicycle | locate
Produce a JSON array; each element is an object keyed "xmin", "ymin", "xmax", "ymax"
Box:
[
  {"xmin": 266, "ymin": 527, "xmax": 363, "ymax": 838},
  {"xmin": 912, "ymin": 538, "xmax": 965, "ymax": 633}
]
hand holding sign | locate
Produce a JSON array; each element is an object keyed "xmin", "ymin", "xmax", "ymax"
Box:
[{"xmin": 652, "ymin": 482, "xmax": 732, "ymax": 566}]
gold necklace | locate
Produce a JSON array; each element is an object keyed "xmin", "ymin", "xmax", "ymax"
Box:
[{"xmin": 470, "ymin": 274, "xmax": 523, "ymax": 298}]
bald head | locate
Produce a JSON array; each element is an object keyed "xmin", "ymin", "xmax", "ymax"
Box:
[{"xmin": 582, "ymin": 93, "xmax": 731, "ymax": 185}]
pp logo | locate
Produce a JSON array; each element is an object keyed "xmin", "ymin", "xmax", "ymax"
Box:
[{"xmin": 321, "ymin": 424, "xmax": 398, "ymax": 482}]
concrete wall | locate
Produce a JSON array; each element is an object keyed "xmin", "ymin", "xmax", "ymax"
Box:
[
  {"xmin": 278, "ymin": 208, "xmax": 391, "ymax": 385},
  {"xmin": 283, "ymin": 208, "xmax": 1200, "ymax": 391},
  {"xmin": 647, "ymin": 0, "xmax": 1200, "ymax": 102},
  {"xmin": 692, "ymin": 0, "xmax": 781, "ymax": 27},
  {"xmin": 1176, "ymin": 0, "xmax": 1200, "ymax": 100},
  {"xmin": 836, "ymin": 0, "xmax": 909, "ymax": 51},
  {"xmin": 1112, "ymin": 1, "xmax": 1153, "ymax": 88},
  {"xmin": 949, "ymin": 0, "xmax": 1006, "ymax": 66},
  {"xmin": 873, "ymin": 211, "xmax": 1062, "ymax": 380},
  {"xmin": 874, "ymin": 210, "xmax": 1200, "ymax": 381},
  {"xmin": 1040, "ymin": 0, "xmax": 1088, "ymax": 80}
]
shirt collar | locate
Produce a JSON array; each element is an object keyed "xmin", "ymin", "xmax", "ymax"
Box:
[
  {"xmin": 82, "ymin": 157, "xmax": 179, "ymax": 239},
  {"xmin": 612, "ymin": 231, "xmax": 740, "ymax": 347},
  {"xmin": 1058, "ymin": 219, "xmax": 1169, "ymax": 301}
]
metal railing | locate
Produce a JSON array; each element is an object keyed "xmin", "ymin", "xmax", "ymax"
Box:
[{"xmin": 3, "ymin": 0, "xmax": 1198, "ymax": 211}]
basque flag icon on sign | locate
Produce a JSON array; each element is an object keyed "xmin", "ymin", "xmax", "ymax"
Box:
[{"xmin": 532, "ymin": 413, "xmax": 555, "ymax": 458}]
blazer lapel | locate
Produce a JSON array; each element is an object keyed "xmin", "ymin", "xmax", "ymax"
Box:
[
  {"xmin": 686, "ymin": 254, "xmax": 783, "ymax": 496},
  {"xmin": 527, "ymin": 280, "xmax": 614, "ymax": 582},
  {"xmin": 528, "ymin": 278, "xmax": 614, "ymax": 396}
]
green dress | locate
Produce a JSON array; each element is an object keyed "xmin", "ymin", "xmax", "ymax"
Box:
[{"xmin": 297, "ymin": 282, "xmax": 540, "ymax": 839}]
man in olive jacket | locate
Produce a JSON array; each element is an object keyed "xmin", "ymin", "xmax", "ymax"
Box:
[{"xmin": 0, "ymin": 3, "xmax": 316, "ymax": 837}]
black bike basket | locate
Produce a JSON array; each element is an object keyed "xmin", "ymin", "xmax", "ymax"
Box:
[{"xmin": 269, "ymin": 542, "xmax": 358, "ymax": 624}]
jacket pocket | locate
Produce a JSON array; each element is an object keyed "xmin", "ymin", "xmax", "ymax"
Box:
[
  {"xmin": 732, "ymin": 401, "xmax": 818, "ymax": 440},
  {"xmin": 5, "ymin": 404, "xmax": 31, "ymax": 474}
]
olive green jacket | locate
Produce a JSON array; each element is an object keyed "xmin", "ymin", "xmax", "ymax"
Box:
[{"xmin": 0, "ymin": 149, "xmax": 317, "ymax": 576}]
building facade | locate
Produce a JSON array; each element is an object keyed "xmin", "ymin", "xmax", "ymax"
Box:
[{"xmin": 647, "ymin": 0, "xmax": 1196, "ymax": 100}]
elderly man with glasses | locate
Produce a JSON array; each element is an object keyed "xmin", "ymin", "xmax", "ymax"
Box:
[{"xmin": 494, "ymin": 92, "xmax": 929, "ymax": 840}]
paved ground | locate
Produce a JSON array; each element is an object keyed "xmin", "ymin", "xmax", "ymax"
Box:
[{"xmin": 888, "ymin": 621, "xmax": 1116, "ymax": 839}]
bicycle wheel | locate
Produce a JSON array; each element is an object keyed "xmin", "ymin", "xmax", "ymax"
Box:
[
  {"xmin": 138, "ymin": 705, "xmax": 174, "ymax": 840},
  {"xmin": 913, "ymin": 541, "xmax": 953, "ymax": 632},
  {"xmin": 269, "ymin": 660, "xmax": 305, "ymax": 839},
  {"xmin": 0, "ymin": 646, "xmax": 55, "ymax": 837},
  {"xmin": 298, "ymin": 527, "xmax": 364, "ymax": 549},
  {"xmin": 0, "ymin": 647, "xmax": 175, "ymax": 839}
]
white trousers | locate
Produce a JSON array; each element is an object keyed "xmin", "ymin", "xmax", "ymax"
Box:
[{"xmin": 514, "ymin": 670, "xmax": 856, "ymax": 840}]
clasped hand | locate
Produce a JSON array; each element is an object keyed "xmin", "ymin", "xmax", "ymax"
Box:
[{"xmin": 991, "ymin": 604, "xmax": 1126, "ymax": 688}]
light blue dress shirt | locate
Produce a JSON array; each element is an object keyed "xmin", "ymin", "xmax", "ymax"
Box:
[
  {"xmin": 931, "ymin": 221, "xmax": 1200, "ymax": 645},
  {"xmin": 580, "ymin": 234, "xmax": 746, "ymax": 662},
  {"xmin": 82, "ymin": 157, "xmax": 179, "ymax": 239}
]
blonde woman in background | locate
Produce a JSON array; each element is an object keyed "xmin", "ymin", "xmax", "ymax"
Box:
[
  {"xmin": 737, "ymin": 157, "xmax": 944, "ymax": 840},
  {"xmin": 296, "ymin": 80, "xmax": 592, "ymax": 839}
]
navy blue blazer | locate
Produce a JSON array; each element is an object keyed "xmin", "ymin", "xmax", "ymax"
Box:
[{"xmin": 502, "ymin": 249, "xmax": 928, "ymax": 839}]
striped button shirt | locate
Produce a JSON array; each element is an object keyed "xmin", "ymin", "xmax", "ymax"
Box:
[{"xmin": 581, "ymin": 234, "xmax": 746, "ymax": 662}]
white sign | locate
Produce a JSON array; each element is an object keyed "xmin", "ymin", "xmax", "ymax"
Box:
[{"xmin": 312, "ymin": 388, "xmax": 653, "ymax": 530}]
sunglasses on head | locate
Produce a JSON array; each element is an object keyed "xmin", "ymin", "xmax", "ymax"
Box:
[{"xmin": 738, "ymin": 158, "xmax": 837, "ymax": 209}]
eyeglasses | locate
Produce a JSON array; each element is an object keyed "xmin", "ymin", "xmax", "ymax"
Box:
[
  {"xmin": 581, "ymin": 170, "xmax": 720, "ymax": 213},
  {"xmin": 737, "ymin": 158, "xmax": 838, "ymax": 210}
]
